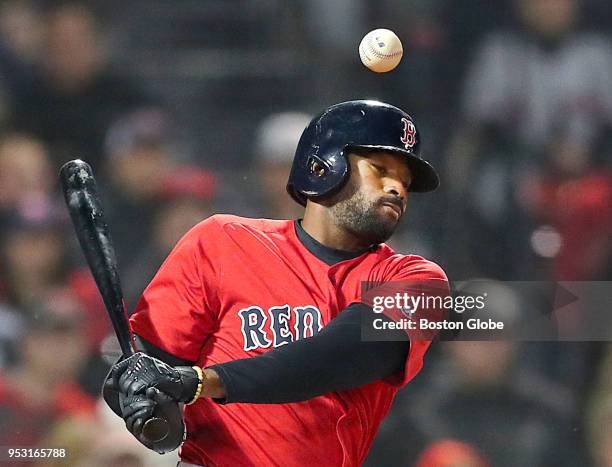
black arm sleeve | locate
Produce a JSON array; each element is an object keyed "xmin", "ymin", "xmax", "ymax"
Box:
[{"xmin": 209, "ymin": 303, "xmax": 410, "ymax": 404}]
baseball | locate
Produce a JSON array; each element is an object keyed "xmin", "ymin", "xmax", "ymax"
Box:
[{"xmin": 359, "ymin": 29, "xmax": 403, "ymax": 73}]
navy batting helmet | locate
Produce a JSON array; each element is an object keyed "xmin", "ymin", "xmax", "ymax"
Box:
[{"xmin": 286, "ymin": 100, "xmax": 439, "ymax": 206}]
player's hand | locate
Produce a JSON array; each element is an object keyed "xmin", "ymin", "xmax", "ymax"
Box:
[
  {"xmin": 120, "ymin": 390, "xmax": 157, "ymax": 442},
  {"xmin": 102, "ymin": 355, "xmax": 187, "ymax": 454},
  {"xmin": 109, "ymin": 352, "xmax": 200, "ymax": 403},
  {"xmin": 119, "ymin": 387, "xmax": 186, "ymax": 453}
]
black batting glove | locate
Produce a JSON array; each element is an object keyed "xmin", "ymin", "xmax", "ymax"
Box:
[
  {"xmin": 110, "ymin": 352, "xmax": 200, "ymax": 403},
  {"xmin": 102, "ymin": 355, "xmax": 187, "ymax": 454},
  {"xmin": 120, "ymin": 391, "xmax": 156, "ymax": 442}
]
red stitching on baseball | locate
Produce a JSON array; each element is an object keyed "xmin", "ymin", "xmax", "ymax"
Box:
[{"xmin": 366, "ymin": 35, "xmax": 402, "ymax": 59}]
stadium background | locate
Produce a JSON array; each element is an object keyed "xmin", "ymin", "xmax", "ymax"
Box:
[{"xmin": 0, "ymin": 0, "xmax": 611, "ymax": 465}]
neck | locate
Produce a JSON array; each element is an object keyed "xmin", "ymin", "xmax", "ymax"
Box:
[{"xmin": 301, "ymin": 203, "xmax": 371, "ymax": 252}]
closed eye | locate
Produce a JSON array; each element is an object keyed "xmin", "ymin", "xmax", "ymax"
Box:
[
  {"xmin": 371, "ymin": 163, "xmax": 386, "ymax": 175},
  {"xmin": 370, "ymin": 161, "xmax": 411, "ymax": 190}
]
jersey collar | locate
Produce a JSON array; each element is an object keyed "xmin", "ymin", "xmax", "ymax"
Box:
[{"xmin": 294, "ymin": 219, "xmax": 375, "ymax": 266}]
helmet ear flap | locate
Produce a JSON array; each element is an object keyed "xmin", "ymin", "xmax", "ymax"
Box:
[{"xmin": 307, "ymin": 155, "xmax": 329, "ymax": 177}]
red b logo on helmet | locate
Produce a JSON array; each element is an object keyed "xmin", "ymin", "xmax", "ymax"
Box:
[{"xmin": 400, "ymin": 117, "xmax": 416, "ymax": 149}]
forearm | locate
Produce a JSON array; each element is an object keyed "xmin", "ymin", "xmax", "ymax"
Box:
[
  {"xmin": 204, "ymin": 303, "xmax": 409, "ymax": 404},
  {"xmin": 201, "ymin": 368, "xmax": 225, "ymax": 399}
]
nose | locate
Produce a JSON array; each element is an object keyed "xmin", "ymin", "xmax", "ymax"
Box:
[{"xmin": 383, "ymin": 178, "xmax": 407, "ymax": 202}]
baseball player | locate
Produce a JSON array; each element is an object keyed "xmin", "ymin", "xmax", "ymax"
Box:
[{"xmin": 104, "ymin": 100, "xmax": 449, "ymax": 466}]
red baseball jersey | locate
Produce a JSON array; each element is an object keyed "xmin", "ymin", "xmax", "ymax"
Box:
[{"xmin": 130, "ymin": 215, "xmax": 448, "ymax": 467}]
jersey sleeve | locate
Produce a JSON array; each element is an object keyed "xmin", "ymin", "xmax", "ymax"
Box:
[
  {"xmin": 129, "ymin": 216, "xmax": 222, "ymax": 362},
  {"xmin": 370, "ymin": 256, "xmax": 450, "ymax": 388}
]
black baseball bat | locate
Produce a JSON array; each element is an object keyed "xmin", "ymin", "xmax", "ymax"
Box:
[{"xmin": 59, "ymin": 159, "xmax": 169, "ymax": 443}]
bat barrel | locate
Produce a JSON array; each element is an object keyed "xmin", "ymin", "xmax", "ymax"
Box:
[
  {"xmin": 60, "ymin": 159, "xmax": 135, "ymax": 356},
  {"xmin": 59, "ymin": 159, "xmax": 96, "ymax": 191}
]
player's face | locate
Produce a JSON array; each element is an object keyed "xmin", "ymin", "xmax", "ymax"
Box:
[{"xmin": 329, "ymin": 151, "xmax": 411, "ymax": 245}]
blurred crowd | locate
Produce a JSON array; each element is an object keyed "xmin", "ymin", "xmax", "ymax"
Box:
[{"xmin": 0, "ymin": 0, "xmax": 610, "ymax": 466}]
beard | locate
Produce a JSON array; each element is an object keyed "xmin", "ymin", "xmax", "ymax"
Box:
[{"xmin": 329, "ymin": 182, "xmax": 402, "ymax": 246}]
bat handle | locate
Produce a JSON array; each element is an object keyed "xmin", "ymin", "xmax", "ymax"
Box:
[{"xmin": 118, "ymin": 300, "xmax": 138, "ymax": 357}]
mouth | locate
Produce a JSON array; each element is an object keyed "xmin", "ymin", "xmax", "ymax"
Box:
[{"xmin": 380, "ymin": 201, "xmax": 403, "ymax": 219}]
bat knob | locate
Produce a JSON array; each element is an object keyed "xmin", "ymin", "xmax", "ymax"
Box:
[
  {"xmin": 59, "ymin": 159, "xmax": 95, "ymax": 191},
  {"xmin": 142, "ymin": 417, "xmax": 169, "ymax": 442}
]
